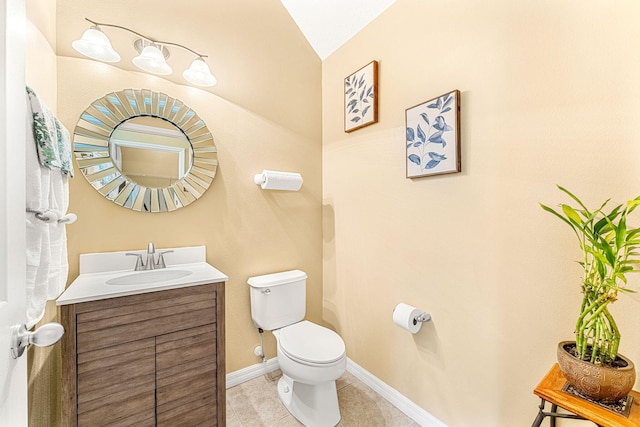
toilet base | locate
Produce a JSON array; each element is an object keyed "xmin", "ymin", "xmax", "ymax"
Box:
[{"xmin": 277, "ymin": 374, "xmax": 341, "ymax": 427}]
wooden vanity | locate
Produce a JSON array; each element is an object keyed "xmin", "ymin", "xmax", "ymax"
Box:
[
  {"xmin": 57, "ymin": 247, "xmax": 228, "ymax": 426},
  {"xmin": 60, "ymin": 282, "xmax": 225, "ymax": 426}
]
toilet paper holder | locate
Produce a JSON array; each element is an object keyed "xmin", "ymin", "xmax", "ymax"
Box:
[
  {"xmin": 253, "ymin": 170, "xmax": 303, "ymax": 191},
  {"xmin": 393, "ymin": 303, "xmax": 431, "ymax": 333},
  {"xmin": 413, "ymin": 312, "xmax": 432, "ymax": 325}
]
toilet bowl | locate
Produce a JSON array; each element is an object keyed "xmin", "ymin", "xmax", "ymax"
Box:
[
  {"xmin": 247, "ymin": 270, "xmax": 347, "ymax": 427},
  {"xmin": 274, "ymin": 321, "xmax": 346, "ymax": 426}
]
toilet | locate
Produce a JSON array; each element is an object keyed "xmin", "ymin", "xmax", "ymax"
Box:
[{"xmin": 247, "ymin": 270, "xmax": 346, "ymax": 427}]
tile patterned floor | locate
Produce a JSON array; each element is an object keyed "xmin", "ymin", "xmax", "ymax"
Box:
[{"xmin": 226, "ymin": 370, "xmax": 420, "ymax": 426}]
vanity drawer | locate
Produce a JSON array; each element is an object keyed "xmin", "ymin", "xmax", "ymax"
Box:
[{"xmin": 75, "ymin": 284, "xmax": 217, "ymax": 353}]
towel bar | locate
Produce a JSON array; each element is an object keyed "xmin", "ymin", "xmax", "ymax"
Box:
[{"xmin": 26, "ymin": 208, "xmax": 77, "ymax": 224}]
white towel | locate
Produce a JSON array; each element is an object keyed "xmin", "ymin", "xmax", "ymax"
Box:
[{"xmin": 25, "ymin": 88, "xmax": 72, "ymax": 328}]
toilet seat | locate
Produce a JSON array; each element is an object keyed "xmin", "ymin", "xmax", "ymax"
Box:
[{"xmin": 278, "ymin": 321, "xmax": 345, "ymax": 365}]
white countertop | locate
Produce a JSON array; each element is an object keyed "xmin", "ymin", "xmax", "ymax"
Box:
[{"xmin": 57, "ymin": 246, "xmax": 228, "ymax": 305}]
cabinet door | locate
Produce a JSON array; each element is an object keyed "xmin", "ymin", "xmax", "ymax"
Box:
[
  {"xmin": 156, "ymin": 323, "xmax": 218, "ymax": 426},
  {"xmin": 76, "ymin": 338, "xmax": 156, "ymax": 426}
]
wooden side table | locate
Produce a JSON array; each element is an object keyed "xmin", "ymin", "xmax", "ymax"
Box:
[{"xmin": 532, "ymin": 364, "xmax": 640, "ymax": 427}]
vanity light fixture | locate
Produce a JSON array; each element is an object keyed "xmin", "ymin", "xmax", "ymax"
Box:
[{"xmin": 71, "ymin": 18, "xmax": 217, "ymax": 87}]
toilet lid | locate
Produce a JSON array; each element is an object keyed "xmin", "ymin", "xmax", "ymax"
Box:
[{"xmin": 279, "ymin": 321, "xmax": 345, "ymax": 364}]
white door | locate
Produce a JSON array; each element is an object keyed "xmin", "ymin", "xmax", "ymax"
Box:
[{"xmin": 0, "ymin": 0, "xmax": 28, "ymax": 424}]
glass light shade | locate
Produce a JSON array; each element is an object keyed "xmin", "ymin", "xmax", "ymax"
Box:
[
  {"xmin": 72, "ymin": 27, "xmax": 120, "ymax": 63},
  {"xmin": 183, "ymin": 58, "xmax": 217, "ymax": 87},
  {"xmin": 132, "ymin": 45, "xmax": 172, "ymax": 75}
]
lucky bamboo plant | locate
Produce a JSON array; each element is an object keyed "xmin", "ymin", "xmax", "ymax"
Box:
[{"xmin": 541, "ymin": 186, "xmax": 640, "ymax": 365}]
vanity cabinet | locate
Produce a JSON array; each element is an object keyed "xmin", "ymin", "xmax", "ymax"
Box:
[{"xmin": 60, "ymin": 283, "xmax": 225, "ymax": 426}]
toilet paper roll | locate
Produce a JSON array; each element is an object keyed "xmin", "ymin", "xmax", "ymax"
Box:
[
  {"xmin": 254, "ymin": 170, "xmax": 303, "ymax": 191},
  {"xmin": 393, "ymin": 303, "xmax": 423, "ymax": 334}
]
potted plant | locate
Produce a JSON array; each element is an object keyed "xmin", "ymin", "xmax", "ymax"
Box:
[{"xmin": 540, "ymin": 185, "xmax": 640, "ymax": 402}]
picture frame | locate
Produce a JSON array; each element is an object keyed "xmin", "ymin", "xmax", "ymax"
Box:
[
  {"xmin": 344, "ymin": 60, "xmax": 378, "ymax": 133},
  {"xmin": 405, "ymin": 90, "xmax": 460, "ymax": 178}
]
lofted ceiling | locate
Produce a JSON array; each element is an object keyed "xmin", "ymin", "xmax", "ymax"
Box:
[
  {"xmin": 55, "ymin": 0, "xmax": 322, "ymax": 139},
  {"xmin": 279, "ymin": 0, "xmax": 396, "ymax": 59},
  {"xmin": 54, "ymin": 0, "xmax": 395, "ymax": 138}
]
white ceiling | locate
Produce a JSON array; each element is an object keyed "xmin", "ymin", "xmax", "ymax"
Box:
[{"xmin": 280, "ymin": 0, "xmax": 396, "ymax": 59}]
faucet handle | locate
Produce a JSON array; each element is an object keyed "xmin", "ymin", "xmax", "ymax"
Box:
[
  {"xmin": 155, "ymin": 250, "xmax": 174, "ymax": 269},
  {"xmin": 147, "ymin": 242, "xmax": 155, "ymax": 253},
  {"xmin": 126, "ymin": 253, "xmax": 145, "ymax": 271}
]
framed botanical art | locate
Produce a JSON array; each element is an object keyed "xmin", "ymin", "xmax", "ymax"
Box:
[
  {"xmin": 405, "ymin": 90, "xmax": 460, "ymax": 178},
  {"xmin": 344, "ymin": 60, "xmax": 378, "ymax": 132}
]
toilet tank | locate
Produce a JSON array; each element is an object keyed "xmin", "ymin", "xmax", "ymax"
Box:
[{"xmin": 247, "ymin": 270, "xmax": 307, "ymax": 330}]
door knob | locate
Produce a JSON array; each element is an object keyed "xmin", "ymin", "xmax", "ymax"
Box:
[{"xmin": 10, "ymin": 322, "xmax": 64, "ymax": 359}]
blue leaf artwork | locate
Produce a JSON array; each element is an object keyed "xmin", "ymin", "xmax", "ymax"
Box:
[
  {"xmin": 405, "ymin": 90, "xmax": 460, "ymax": 178},
  {"xmin": 406, "ymin": 127, "xmax": 415, "ymax": 142},
  {"xmin": 345, "ymin": 61, "xmax": 378, "ymax": 132}
]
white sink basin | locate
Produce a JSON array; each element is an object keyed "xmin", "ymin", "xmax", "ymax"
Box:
[
  {"xmin": 106, "ymin": 269, "xmax": 193, "ymax": 286},
  {"xmin": 57, "ymin": 246, "xmax": 229, "ymax": 305}
]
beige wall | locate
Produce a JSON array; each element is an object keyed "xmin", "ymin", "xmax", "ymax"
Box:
[
  {"xmin": 26, "ymin": 2, "xmax": 322, "ymax": 425},
  {"xmin": 58, "ymin": 56, "xmax": 323, "ymax": 371},
  {"xmin": 322, "ymin": 1, "xmax": 640, "ymax": 426}
]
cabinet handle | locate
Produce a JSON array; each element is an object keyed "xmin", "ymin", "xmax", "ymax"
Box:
[{"xmin": 10, "ymin": 322, "xmax": 64, "ymax": 359}]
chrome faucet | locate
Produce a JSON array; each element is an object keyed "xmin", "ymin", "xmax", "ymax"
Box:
[
  {"xmin": 146, "ymin": 243, "xmax": 156, "ymax": 270},
  {"xmin": 126, "ymin": 243, "xmax": 173, "ymax": 271}
]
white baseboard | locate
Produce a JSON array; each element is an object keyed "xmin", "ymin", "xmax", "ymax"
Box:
[
  {"xmin": 226, "ymin": 357, "xmax": 446, "ymax": 427},
  {"xmin": 225, "ymin": 357, "xmax": 280, "ymax": 389},
  {"xmin": 346, "ymin": 358, "xmax": 447, "ymax": 427}
]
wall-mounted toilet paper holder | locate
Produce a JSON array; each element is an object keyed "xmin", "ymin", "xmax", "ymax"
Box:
[
  {"xmin": 393, "ymin": 303, "xmax": 431, "ymax": 333},
  {"xmin": 413, "ymin": 312, "xmax": 431, "ymax": 325},
  {"xmin": 253, "ymin": 170, "xmax": 303, "ymax": 191}
]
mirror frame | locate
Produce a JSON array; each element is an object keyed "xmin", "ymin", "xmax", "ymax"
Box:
[{"xmin": 73, "ymin": 89, "xmax": 217, "ymax": 212}]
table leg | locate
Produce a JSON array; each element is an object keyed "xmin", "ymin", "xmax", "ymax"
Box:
[
  {"xmin": 531, "ymin": 399, "xmax": 547, "ymax": 427},
  {"xmin": 550, "ymin": 404, "xmax": 557, "ymax": 427},
  {"xmin": 532, "ymin": 398, "xmax": 590, "ymax": 426}
]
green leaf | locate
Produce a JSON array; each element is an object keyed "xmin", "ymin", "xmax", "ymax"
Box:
[
  {"xmin": 601, "ymin": 242, "xmax": 616, "ymax": 267},
  {"xmin": 594, "ymin": 205, "xmax": 621, "ymax": 235},
  {"xmin": 587, "ymin": 246, "xmax": 610, "ymax": 266},
  {"xmin": 557, "ymin": 185, "xmax": 591, "ymax": 213},
  {"xmin": 626, "ymin": 198, "xmax": 640, "ymax": 214},
  {"xmin": 596, "ymin": 259, "xmax": 606, "ymax": 279},
  {"xmin": 540, "ymin": 203, "xmax": 577, "ymax": 231},
  {"xmin": 616, "ymin": 215, "xmax": 627, "ymax": 250},
  {"xmin": 562, "ymin": 204, "xmax": 583, "ymax": 225}
]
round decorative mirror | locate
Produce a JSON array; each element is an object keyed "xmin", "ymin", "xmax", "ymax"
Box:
[{"xmin": 73, "ymin": 89, "xmax": 217, "ymax": 212}]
